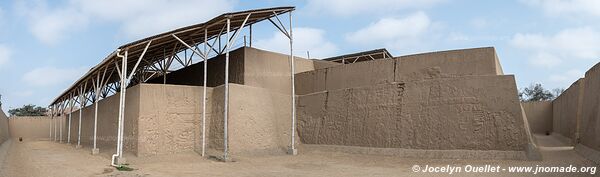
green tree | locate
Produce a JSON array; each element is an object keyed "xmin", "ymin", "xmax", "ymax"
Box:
[
  {"xmin": 8, "ymin": 104, "xmax": 47, "ymax": 116},
  {"xmin": 519, "ymin": 83, "xmax": 559, "ymax": 102}
]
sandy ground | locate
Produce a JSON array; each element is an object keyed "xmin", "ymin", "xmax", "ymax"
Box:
[{"xmin": 0, "ymin": 134, "xmax": 598, "ymax": 177}]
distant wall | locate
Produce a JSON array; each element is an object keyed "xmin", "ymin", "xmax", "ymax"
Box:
[
  {"xmin": 579, "ymin": 63, "xmax": 600, "ymax": 152},
  {"xmin": 552, "ymin": 79, "xmax": 584, "ymax": 144},
  {"xmin": 8, "ymin": 116, "xmax": 51, "ymax": 141},
  {"xmin": 522, "ymin": 101, "xmax": 553, "ymax": 134},
  {"xmin": 298, "ymin": 75, "xmax": 528, "ymax": 152},
  {"xmin": 0, "ymin": 109, "xmax": 9, "ymax": 144}
]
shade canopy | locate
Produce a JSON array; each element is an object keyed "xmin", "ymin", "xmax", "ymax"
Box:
[{"xmin": 50, "ymin": 7, "xmax": 295, "ymax": 106}]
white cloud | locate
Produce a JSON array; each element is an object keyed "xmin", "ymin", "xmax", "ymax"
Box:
[
  {"xmin": 16, "ymin": 0, "xmax": 234, "ymax": 44},
  {"xmin": 254, "ymin": 27, "xmax": 338, "ymax": 59},
  {"xmin": 70, "ymin": 0, "xmax": 234, "ymax": 38},
  {"xmin": 348, "ymin": 12, "xmax": 430, "ymax": 42},
  {"xmin": 511, "ymin": 27, "xmax": 600, "ymax": 68},
  {"xmin": 22, "ymin": 66, "xmax": 88, "ymax": 87},
  {"xmin": 15, "ymin": 1, "xmax": 88, "ymax": 45},
  {"xmin": 0, "ymin": 45, "xmax": 11, "ymax": 67},
  {"xmin": 346, "ymin": 11, "xmax": 432, "ymax": 52},
  {"xmin": 305, "ymin": 0, "xmax": 443, "ymax": 17},
  {"xmin": 549, "ymin": 69, "xmax": 584, "ymax": 86},
  {"xmin": 521, "ymin": 0, "xmax": 600, "ymax": 17},
  {"xmin": 529, "ymin": 52, "xmax": 562, "ymax": 68}
]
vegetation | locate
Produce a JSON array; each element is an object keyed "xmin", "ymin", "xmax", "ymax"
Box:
[
  {"xmin": 8, "ymin": 104, "xmax": 47, "ymax": 116},
  {"xmin": 115, "ymin": 165, "xmax": 134, "ymax": 171},
  {"xmin": 518, "ymin": 83, "xmax": 564, "ymax": 102}
]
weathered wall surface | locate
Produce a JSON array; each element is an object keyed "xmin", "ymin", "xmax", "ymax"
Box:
[
  {"xmin": 313, "ymin": 60, "xmax": 342, "ymax": 70},
  {"xmin": 208, "ymin": 84, "xmax": 292, "ymax": 156},
  {"xmin": 296, "ymin": 59, "xmax": 395, "ymax": 95},
  {"xmin": 8, "ymin": 116, "xmax": 51, "ymax": 141},
  {"xmin": 243, "ymin": 47, "xmax": 314, "ymax": 94},
  {"xmin": 296, "ymin": 47, "xmax": 503, "ymax": 95},
  {"xmin": 137, "ymin": 84, "xmax": 211, "ymax": 157},
  {"xmin": 298, "ymin": 75, "xmax": 528, "ymax": 152},
  {"xmin": 579, "ymin": 63, "xmax": 600, "ymax": 152},
  {"xmin": 522, "ymin": 101, "xmax": 553, "ymax": 134},
  {"xmin": 552, "ymin": 79, "xmax": 584, "ymax": 144},
  {"xmin": 0, "ymin": 109, "xmax": 9, "ymax": 144},
  {"xmin": 146, "ymin": 47, "xmax": 319, "ymax": 94},
  {"xmin": 66, "ymin": 85, "xmax": 140, "ymax": 155},
  {"xmin": 395, "ymin": 47, "xmax": 502, "ymax": 82},
  {"xmin": 326, "ymin": 59, "xmax": 395, "ymax": 92}
]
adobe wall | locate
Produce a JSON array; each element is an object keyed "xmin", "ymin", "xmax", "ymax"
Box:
[
  {"xmin": 395, "ymin": 47, "xmax": 502, "ymax": 82},
  {"xmin": 579, "ymin": 63, "xmax": 600, "ymax": 152},
  {"xmin": 66, "ymin": 85, "xmax": 140, "ymax": 155},
  {"xmin": 552, "ymin": 79, "xmax": 584, "ymax": 144},
  {"xmin": 297, "ymin": 75, "xmax": 528, "ymax": 154},
  {"xmin": 243, "ymin": 47, "xmax": 315, "ymax": 94},
  {"xmin": 146, "ymin": 47, "xmax": 324, "ymax": 95},
  {"xmin": 8, "ymin": 116, "xmax": 51, "ymax": 141},
  {"xmin": 296, "ymin": 59, "xmax": 396, "ymax": 95},
  {"xmin": 0, "ymin": 110, "xmax": 9, "ymax": 144},
  {"xmin": 55, "ymin": 115, "xmax": 67, "ymax": 142},
  {"xmin": 296, "ymin": 47, "xmax": 503, "ymax": 95},
  {"xmin": 137, "ymin": 84, "xmax": 211, "ymax": 157},
  {"xmin": 522, "ymin": 101, "xmax": 553, "ymax": 134},
  {"xmin": 208, "ymin": 84, "xmax": 292, "ymax": 156}
]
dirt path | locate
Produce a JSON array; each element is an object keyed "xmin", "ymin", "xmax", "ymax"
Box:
[
  {"xmin": 0, "ymin": 135, "xmax": 597, "ymax": 177},
  {"xmin": 0, "ymin": 140, "xmax": 116, "ymax": 177}
]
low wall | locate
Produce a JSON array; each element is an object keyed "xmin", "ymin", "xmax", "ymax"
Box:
[
  {"xmin": 298, "ymin": 75, "xmax": 528, "ymax": 154},
  {"xmin": 8, "ymin": 116, "xmax": 51, "ymax": 141},
  {"xmin": 0, "ymin": 109, "xmax": 8, "ymax": 144},
  {"xmin": 552, "ymin": 79, "xmax": 584, "ymax": 144},
  {"xmin": 522, "ymin": 101, "xmax": 553, "ymax": 134}
]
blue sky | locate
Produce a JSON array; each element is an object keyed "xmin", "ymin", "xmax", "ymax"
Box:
[{"xmin": 0, "ymin": 0, "xmax": 599, "ymax": 111}]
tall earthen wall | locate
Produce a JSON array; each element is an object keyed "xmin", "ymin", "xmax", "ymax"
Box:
[
  {"xmin": 137, "ymin": 84, "xmax": 211, "ymax": 157},
  {"xmin": 0, "ymin": 110, "xmax": 8, "ymax": 144},
  {"xmin": 208, "ymin": 84, "xmax": 293, "ymax": 156},
  {"xmin": 8, "ymin": 116, "xmax": 51, "ymax": 141},
  {"xmin": 298, "ymin": 76, "xmax": 528, "ymax": 151},
  {"xmin": 552, "ymin": 79, "xmax": 584, "ymax": 144},
  {"xmin": 66, "ymin": 85, "xmax": 140, "ymax": 155},
  {"xmin": 522, "ymin": 101, "xmax": 553, "ymax": 134},
  {"xmin": 295, "ymin": 47, "xmax": 533, "ymax": 159},
  {"xmin": 579, "ymin": 63, "xmax": 600, "ymax": 152}
]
